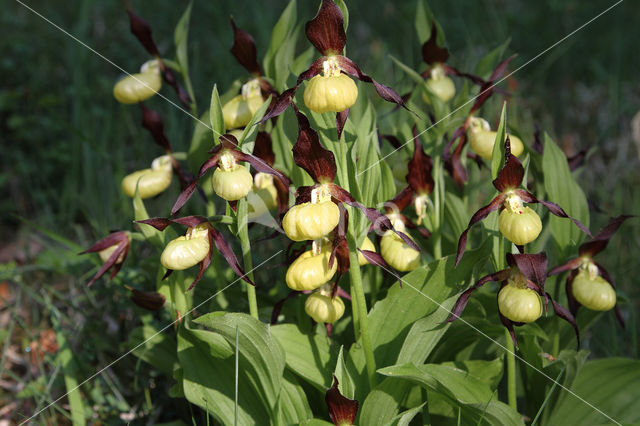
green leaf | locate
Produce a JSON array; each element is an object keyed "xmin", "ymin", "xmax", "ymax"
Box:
[
  {"xmin": 187, "ymin": 110, "xmax": 215, "ymax": 173},
  {"xmin": 237, "ymin": 96, "xmax": 272, "ymax": 147},
  {"xmin": 271, "ymin": 323, "xmax": 337, "ymax": 390},
  {"xmin": 334, "ymin": 346, "xmax": 356, "ymax": 399},
  {"xmin": 415, "ymin": 0, "xmax": 444, "ymax": 45},
  {"xmin": 53, "ymin": 317, "xmax": 87, "ymax": 426},
  {"xmin": 334, "ymin": 0, "xmax": 349, "ymax": 33},
  {"xmin": 177, "ymin": 327, "xmax": 269, "ymax": 424},
  {"xmin": 195, "ymin": 312, "xmax": 286, "ymax": 412},
  {"xmin": 209, "ymin": 84, "xmax": 225, "ymax": 143},
  {"xmin": 440, "ymin": 359, "xmax": 504, "ymax": 389},
  {"xmin": 548, "ymin": 358, "xmax": 640, "ymax": 425},
  {"xmin": 391, "ymin": 403, "xmax": 426, "ymax": 426},
  {"xmin": 542, "ymin": 133, "xmax": 590, "ymax": 252},
  {"xmin": 174, "ymin": 1, "xmax": 193, "ymax": 75},
  {"xmin": 390, "ymin": 55, "xmax": 424, "ymax": 86},
  {"xmin": 359, "ymin": 378, "xmax": 413, "ymax": 425},
  {"xmin": 444, "ymin": 192, "xmax": 468, "ymax": 244},
  {"xmin": 378, "ymin": 363, "xmax": 524, "ymax": 426},
  {"xmin": 275, "ymin": 370, "xmax": 313, "ymax": 425},
  {"xmin": 128, "ymin": 324, "xmax": 178, "ymax": 376},
  {"xmin": 133, "ymin": 187, "xmax": 164, "ymax": 249},
  {"xmin": 490, "ymin": 102, "xmax": 508, "ymax": 179},
  {"xmin": 264, "ymin": 0, "xmax": 298, "ymax": 91}
]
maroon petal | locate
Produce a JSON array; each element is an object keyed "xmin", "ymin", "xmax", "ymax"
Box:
[
  {"xmin": 565, "ymin": 270, "xmax": 581, "ymax": 318},
  {"xmin": 210, "ymin": 228, "xmax": 255, "ymax": 286},
  {"xmin": 86, "ymin": 241, "xmax": 128, "ymax": 286},
  {"xmin": 579, "ymin": 215, "xmax": 633, "ymax": 257},
  {"xmin": 326, "ymin": 376, "xmax": 358, "ymax": 426},
  {"xmin": 171, "ymin": 154, "xmax": 222, "ymax": 215},
  {"xmin": 407, "ymin": 127, "xmax": 434, "ymax": 195},
  {"xmin": 140, "ymin": 105, "xmax": 172, "ymax": 151},
  {"xmin": 444, "ymin": 65, "xmax": 485, "ymax": 86},
  {"xmin": 336, "ymin": 109, "xmax": 349, "ymax": 140},
  {"xmin": 258, "ymin": 87, "xmax": 297, "ymax": 124},
  {"xmin": 421, "ymin": 24, "xmax": 449, "ymax": 65},
  {"xmin": 230, "ymin": 17, "xmax": 262, "ymax": 76},
  {"xmin": 469, "ymin": 55, "xmax": 515, "ymax": 115},
  {"xmin": 293, "ymin": 110, "xmax": 337, "ymax": 183},
  {"xmin": 445, "ymin": 134, "xmax": 469, "ymax": 188},
  {"xmin": 126, "ymin": 8, "xmax": 160, "ymax": 57},
  {"xmin": 548, "ymin": 258, "xmax": 582, "ymax": 276},
  {"xmin": 402, "ymin": 215, "xmax": 431, "ymax": 239},
  {"xmin": 295, "ymin": 186, "xmax": 316, "ymax": 205},
  {"xmin": 358, "ymin": 249, "xmax": 402, "ymax": 285},
  {"xmin": 161, "ymin": 66, "xmax": 193, "ymax": 109},
  {"xmin": 252, "ymin": 132, "xmax": 275, "ymax": 166},
  {"xmin": 515, "ymin": 190, "xmax": 592, "ymax": 238},
  {"xmin": 80, "ymin": 231, "xmax": 129, "ymax": 254},
  {"xmin": 130, "ymin": 288, "xmax": 166, "ymax": 311},
  {"xmin": 455, "ymin": 194, "xmax": 507, "ymax": 267},
  {"xmin": 492, "ymin": 139, "xmax": 524, "ymax": 192},
  {"xmin": 548, "ymin": 294, "xmax": 580, "ymax": 348},
  {"xmin": 507, "ymin": 253, "xmax": 548, "ymax": 292},
  {"xmin": 498, "ymin": 310, "xmax": 519, "ymax": 349},
  {"xmin": 135, "ymin": 217, "xmax": 175, "ymax": 231},
  {"xmin": 445, "ymin": 269, "xmax": 510, "ymax": 322},
  {"xmin": 329, "ymin": 206, "xmax": 349, "ymax": 270},
  {"xmin": 305, "ymin": 0, "xmax": 346, "ymax": 55},
  {"xmin": 171, "ymin": 215, "xmax": 209, "ymax": 228},
  {"xmin": 567, "ymin": 150, "xmax": 587, "ymax": 171},
  {"xmin": 333, "ymin": 239, "xmax": 351, "ymax": 285},
  {"xmin": 273, "ymin": 170, "xmax": 292, "ymax": 215},
  {"xmin": 337, "ymin": 56, "xmax": 409, "ymax": 110},
  {"xmin": 386, "ymin": 187, "xmax": 414, "ymax": 213},
  {"xmin": 234, "ymin": 151, "xmax": 289, "ymax": 188}
]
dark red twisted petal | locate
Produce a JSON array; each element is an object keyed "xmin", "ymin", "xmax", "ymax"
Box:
[{"xmin": 455, "ymin": 194, "xmax": 506, "ymax": 267}]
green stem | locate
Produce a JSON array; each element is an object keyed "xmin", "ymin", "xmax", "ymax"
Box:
[
  {"xmin": 237, "ymin": 199, "xmax": 258, "ymax": 319},
  {"xmin": 432, "ymin": 155, "xmax": 444, "ymax": 259},
  {"xmin": 505, "ymin": 327, "xmax": 517, "ymax": 411},
  {"xmin": 347, "ymin": 233, "xmax": 376, "ymax": 388}
]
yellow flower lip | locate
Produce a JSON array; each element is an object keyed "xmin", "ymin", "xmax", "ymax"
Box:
[
  {"xmin": 113, "ymin": 60, "xmax": 162, "ymax": 104},
  {"xmin": 304, "ymin": 284, "xmax": 345, "ymax": 323},
  {"xmin": 303, "ymin": 59, "xmax": 358, "ymax": 113},
  {"xmin": 498, "ymin": 282, "xmax": 543, "ymax": 323},
  {"xmin": 283, "ymin": 185, "xmax": 340, "ymax": 241},
  {"xmin": 212, "ymin": 164, "xmax": 253, "ymax": 202},
  {"xmin": 160, "ymin": 224, "xmax": 210, "ymax": 271},
  {"xmin": 380, "ymin": 230, "xmax": 420, "ymax": 272},
  {"xmin": 498, "ymin": 194, "xmax": 542, "ymax": 245},
  {"xmin": 222, "ymin": 82, "xmax": 264, "ymax": 130},
  {"xmin": 121, "ymin": 155, "xmax": 173, "ymax": 199},
  {"xmin": 423, "ymin": 66, "xmax": 455, "ymax": 103},
  {"xmin": 572, "ymin": 269, "xmax": 616, "ymax": 311},
  {"xmin": 286, "ymin": 247, "xmax": 337, "ymax": 291}
]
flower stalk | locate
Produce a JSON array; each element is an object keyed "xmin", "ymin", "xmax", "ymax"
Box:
[
  {"xmin": 237, "ymin": 198, "xmax": 259, "ymax": 319},
  {"xmin": 505, "ymin": 327, "xmax": 517, "ymax": 410}
]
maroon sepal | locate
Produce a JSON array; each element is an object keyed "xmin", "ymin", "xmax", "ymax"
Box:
[
  {"xmin": 386, "ymin": 187, "xmax": 414, "ymax": 213},
  {"xmin": 492, "ymin": 139, "xmax": 524, "ymax": 192},
  {"xmin": 293, "ymin": 110, "xmax": 337, "ymax": 183},
  {"xmin": 358, "ymin": 249, "xmax": 402, "ymax": 285},
  {"xmin": 129, "ymin": 287, "xmax": 166, "ymax": 311},
  {"xmin": 579, "ymin": 215, "xmax": 633, "ymax": 257},
  {"xmin": 258, "ymin": 87, "xmax": 298, "ymax": 124},
  {"xmin": 136, "ymin": 215, "xmax": 209, "ymax": 231},
  {"xmin": 294, "ymin": 186, "xmax": 315, "ymax": 205},
  {"xmin": 454, "ymin": 194, "xmax": 507, "ymax": 267},
  {"xmin": 171, "ymin": 151, "xmax": 222, "ymax": 215},
  {"xmin": 161, "ymin": 67, "xmax": 193, "ymax": 108},
  {"xmin": 514, "ymin": 189, "xmax": 592, "ymax": 238},
  {"xmin": 270, "ymin": 291, "xmax": 300, "ymax": 325},
  {"xmin": 140, "ymin": 105, "xmax": 171, "ymax": 151},
  {"xmin": 329, "ymin": 204, "xmax": 349, "ymax": 270},
  {"xmin": 507, "ymin": 253, "xmax": 548, "ymax": 293},
  {"xmin": 548, "ymin": 257, "xmax": 582, "ymax": 277},
  {"xmin": 337, "ymin": 56, "xmax": 410, "ymax": 111},
  {"xmin": 326, "ymin": 376, "xmax": 358, "ymax": 426},
  {"xmin": 445, "ymin": 269, "xmax": 511, "ymax": 323},
  {"xmin": 498, "ymin": 310, "xmax": 519, "ymax": 349},
  {"xmin": 80, "ymin": 231, "xmax": 130, "ymax": 286},
  {"xmin": 444, "ymin": 133, "xmax": 469, "ymax": 188},
  {"xmin": 305, "ymin": 0, "xmax": 347, "ymax": 55},
  {"xmin": 407, "ymin": 128, "xmax": 434, "ymax": 195},
  {"xmin": 126, "ymin": 9, "xmax": 160, "ymax": 57},
  {"xmin": 336, "ymin": 109, "xmax": 349, "ymax": 140},
  {"xmin": 332, "ymin": 239, "xmax": 351, "ymax": 285},
  {"xmin": 162, "ymin": 269, "xmax": 173, "ymax": 280},
  {"xmin": 444, "ymin": 65, "xmax": 485, "ymax": 86},
  {"xmin": 469, "ymin": 55, "xmax": 516, "ymax": 116},
  {"xmin": 234, "ymin": 151, "xmax": 288, "ymax": 186},
  {"xmin": 547, "ymin": 293, "xmax": 580, "ymax": 347},
  {"xmin": 210, "ymin": 228, "xmax": 255, "ymax": 287},
  {"xmin": 402, "ymin": 216, "xmax": 431, "ymax": 239},
  {"xmin": 230, "ymin": 17, "xmax": 262, "ymax": 76},
  {"xmin": 421, "ymin": 24, "xmax": 449, "ymax": 65},
  {"xmin": 274, "ymin": 174, "xmax": 292, "ymax": 216},
  {"xmin": 252, "ymin": 132, "xmax": 275, "ymax": 166}
]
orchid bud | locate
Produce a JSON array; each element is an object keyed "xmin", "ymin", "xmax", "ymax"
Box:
[
  {"xmin": 212, "ymin": 151, "xmax": 253, "ymax": 201},
  {"xmin": 303, "ymin": 58, "xmax": 358, "ymax": 113},
  {"xmin": 498, "ymin": 194, "xmax": 542, "ymax": 245},
  {"xmin": 498, "ymin": 273, "xmax": 543, "ymax": 323},
  {"xmin": 286, "ymin": 246, "xmax": 337, "ymax": 291},
  {"xmin": 160, "ymin": 224, "xmax": 210, "ymax": 271},
  {"xmin": 222, "ymin": 80, "xmax": 264, "ymax": 130},
  {"xmin": 572, "ymin": 269, "xmax": 616, "ymax": 311},
  {"xmin": 468, "ymin": 117, "xmax": 524, "ymax": 160},
  {"xmin": 282, "ymin": 186, "xmax": 340, "ymax": 241},
  {"xmin": 121, "ymin": 155, "xmax": 173, "ymax": 199},
  {"xmin": 422, "ymin": 64, "xmax": 455, "ymax": 103},
  {"xmin": 304, "ymin": 284, "xmax": 345, "ymax": 323},
  {"xmin": 380, "ymin": 231, "xmax": 420, "ymax": 272},
  {"xmin": 113, "ymin": 60, "xmax": 162, "ymax": 104}
]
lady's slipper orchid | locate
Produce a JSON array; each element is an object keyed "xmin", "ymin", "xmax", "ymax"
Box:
[
  {"xmin": 549, "ymin": 215, "xmax": 632, "ymax": 326},
  {"xmin": 137, "ymin": 216, "xmax": 254, "ymax": 290},
  {"xmin": 304, "ymin": 284, "xmax": 345, "ymax": 324},
  {"xmin": 80, "ymin": 231, "xmax": 131, "ymax": 286},
  {"xmin": 468, "ymin": 117, "xmax": 524, "ymax": 160},
  {"xmin": 326, "ymin": 376, "xmax": 358, "ymax": 426},
  {"xmin": 260, "ymin": 0, "xmax": 408, "ymax": 139},
  {"xmin": 455, "ymin": 140, "xmax": 591, "ymax": 266},
  {"xmin": 447, "ymin": 253, "xmax": 579, "ymax": 347},
  {"xmin": 121, "ymin": 155, "xmax": 173, "ymax": 199},
  {"xmin": 286, "ymin": 240, "xmax": 337, "ymax": 291},
  {"xmin": 171, "ymin": 134, "xmax": 289, "ymax": 212}
]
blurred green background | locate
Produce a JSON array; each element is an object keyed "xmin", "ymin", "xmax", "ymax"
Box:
[{"xmin": 1, "ymin": 0, "xmax": 638, "ymax": 422}]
